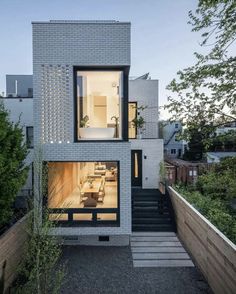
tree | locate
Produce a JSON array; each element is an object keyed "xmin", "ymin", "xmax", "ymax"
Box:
[
  {"xmin": 165, "ymin": 0, "xmax": 236, "ymax": 151},
  {"xmin": 0, "ymin": 102, "xmax": 28, "ymax": 227}
]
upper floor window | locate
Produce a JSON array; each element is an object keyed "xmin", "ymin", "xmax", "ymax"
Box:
[
  {"xmin": 175, "ymin": 123, "xmax": 179, "ymax": 129},
  {"xmin": 75, "ymin": 70, "xmax": 123, "ymax": 140},
  {"xmin": 171, "ymin": 149, "xmax": 176, "ymax": 154},
  {"xmin": 26, "ymin": 126, "xmax": 34, "ymax": 148},
  {"xmin": 128, "ymin": 102, "xmax": 137, "ymax": 139}
]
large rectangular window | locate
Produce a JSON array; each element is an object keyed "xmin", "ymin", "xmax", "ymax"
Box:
[
  {"xmin": 76, "ymin": 70, "xmax": 123, "ymax": 140},
  {"xmin": 47, "ymin": 161, "xmax": 119, "ymax": 225}
]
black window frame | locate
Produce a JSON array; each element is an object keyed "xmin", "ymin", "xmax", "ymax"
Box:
[
  {"xmin": 73, "ymin": 66, "xmax": 129, "ymax": 143},
  {"xmin": 45, "ymin": 160, "xmax": 120, "ymax": 227},
  {"xmin": 26, "ymin": 126, "xmax": 34, "ymax": 149}
]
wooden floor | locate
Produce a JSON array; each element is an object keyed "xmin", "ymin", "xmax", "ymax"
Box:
[{"xmin": 131, "ymin": 232, "xmax": 194, "ymax": 267}]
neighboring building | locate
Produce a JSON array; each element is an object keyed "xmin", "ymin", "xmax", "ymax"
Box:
[
  {"xmin": 161, "ymin": 121, "xmax": 186, "ymax": 158},
  {"xmin": 32, "ymin": 20, "xmax": 163, "ymax": 245},
  {"xmin": 6, "ymin": 75, "xmax": 33, "ymax": 97},
  {"xmin": 215, "ymin": 122, "xmax": 236, "ymax": 136},
  {"xmin": 206, "ymin": 152, "xmax": 236, "ymax": 163}
]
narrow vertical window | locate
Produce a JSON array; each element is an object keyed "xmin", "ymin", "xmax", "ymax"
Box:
[
  {"xmin": 134, "ymin": 152, "xmax": 138, "ymax": 178},
  {"xmin": 128, "ymin": 102, "xmax": 137, "ymax": 139},
  {"xmin": 26, "ymin": 126, "xmax": 34, "ymax": 148}
]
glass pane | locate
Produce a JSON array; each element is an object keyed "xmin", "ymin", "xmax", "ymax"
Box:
[
  {"xmin": 97, "ymin": 213, "xmax": 117, "ymax": 221},
  {"xmin": 77, "ymin": 71, "xmax": 123, "ymax": 140},
  {"xmin": 49, "ymin": 213, "xmax": 68, "ymax": 221},
  {"xmin": 47, "ymin": 162, "xmax": 118, "ymax": 218},
  {"xmin": 128, "ymin": 103, "xmax": 137, "ymax": 139}
]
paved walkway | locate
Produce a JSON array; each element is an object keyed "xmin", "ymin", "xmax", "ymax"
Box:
[
  {"xmin": 131, "ymin": 232, "xmax": 194, "ymax": 267},
  {"xmin": 60, "ymin": 245, "xmax": 210, "ymax": 294}
]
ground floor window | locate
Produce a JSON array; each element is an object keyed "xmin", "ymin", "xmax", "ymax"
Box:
[{"xmin": 47, "ymin": 161, "xmax": 119, "ymax": 225}]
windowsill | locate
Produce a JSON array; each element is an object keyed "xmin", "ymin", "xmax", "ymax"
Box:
[{"xmin": 76, "ymin": 138, "xmax": 126, "ymax": 142}]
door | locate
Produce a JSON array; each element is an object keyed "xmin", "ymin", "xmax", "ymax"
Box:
[{"xmin": 131, "ymin": 150, "xmax": 142, "ymax": 187}]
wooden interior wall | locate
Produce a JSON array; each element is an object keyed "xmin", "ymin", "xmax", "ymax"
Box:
[{"xmin": 47, "ymin": 162, "xmax": 79, "ymax": 208}]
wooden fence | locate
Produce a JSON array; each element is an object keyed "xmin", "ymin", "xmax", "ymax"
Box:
[
  {"xmin": 168, "ymin": 187, "xmax": 236, "ymax": 294},
  {"xmin": 0, "ymin": 215, "xmax": 28, "ymax": 293}
]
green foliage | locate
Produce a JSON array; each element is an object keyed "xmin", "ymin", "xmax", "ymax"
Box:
[
  {"xmin": 0, "ymin": 102, "xmax": 28, "ymax": 227},
  {"xmin": 13, "ymin": 148, "xmax": 65, "ymax": 294},
  {"xmin": 165, "ymin": 0, "xmax": 236, "ymax": 148},
  {"xmin": 176, "ymin": 186, "xmax": 236, "ymax": 243},
  {"xmin": 175, "ymin": 157, "xmax": 236, "ymax": 244},
  {"xmin": 13, "ymin": 212, "xmax": 65, "ymax": 294},
  {"xmin": 159, "ymin": 161, "xmax": 166, "ymax": 183},
  {"xmin": 132, "ymin": 116, "xmax": 145, "ymax": 131},
  {"xmin": 197, "ymin": 157, "xmax": 236, "ymax": 200},
  {"xmin": 131, "ymin": 104, "xmax": 147, "ymax": 134}
]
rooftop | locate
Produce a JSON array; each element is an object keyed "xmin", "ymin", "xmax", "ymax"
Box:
[{"xmin": 32, "ymin": 20, "xmax": 130, "ymax": 24}]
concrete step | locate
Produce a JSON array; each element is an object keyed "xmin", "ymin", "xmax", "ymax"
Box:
[
  {"xmin": 131, "ymin": 247, "xmax": 186, "ymax": 253},
  {"xmin": 132, "ymin": 218, "xmax": 172, "ymax": 224},
  {"xmin": 133, "ymin": 260, "xmax": 194, "ymax": 268},
  {"xmin": 130, "ymin": 232, "xmax": 194, "ymax": 268},
  {"xmin": 132, "ymin": 252, "xmax": 190, "ymax": 260},
  {"xmin": 131, "ymin": 236, "xmax": 179, "ymax": 242},
  {"xmin": 131, "ymin": 241, "xmax": 182, "ymax": 247},
  {"xmin": 131, "ymin": 232, "xmax": 176, "ymax": 237},
  {"xmin": 132, "ymin": 224, "xmax": 174, "ymax": 232}
]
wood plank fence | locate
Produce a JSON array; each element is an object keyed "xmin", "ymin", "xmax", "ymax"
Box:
[
  {"xmin": 0, "ymin": 215, "xmax": 28, "ymax": 293},
  {"xmin": 168, "ymin": 187, "xmax": 236, "ymax": 294}
]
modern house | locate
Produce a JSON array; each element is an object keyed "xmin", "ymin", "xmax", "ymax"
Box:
[{"xmin": 1, "ymin": 20, "xmax": 163, "ymax": 245}]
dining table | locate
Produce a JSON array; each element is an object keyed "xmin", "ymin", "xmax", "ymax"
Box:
[{"xmin": 81, "ymin": 179, "xmax": 102, "ymax": 198}]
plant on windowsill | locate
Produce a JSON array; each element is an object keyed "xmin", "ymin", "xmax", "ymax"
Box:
[
  {"xmin": 131, "ymin": 104, "xmax": 147, "ymax": 139},
  {"xmin": 132, "ymin": 116, "xmax": 145, "ymax": 139},
  {"xmin": 80, "ymin": 115, "xmax": 89, "ymax": 128},
  {"xmin": 111, "ymin": 115, "xmax": 119, "ymax": 138}
]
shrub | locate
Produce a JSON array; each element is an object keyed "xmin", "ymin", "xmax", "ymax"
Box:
[
  {"xmin": 176, "ymin": 185, "xmax": 236, "ymax": 244},
  {"xmin": 0, "ymin": 103, "xmax": 28, "ymax": 227}
]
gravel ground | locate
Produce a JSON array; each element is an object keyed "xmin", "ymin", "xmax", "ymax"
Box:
[{"xmin": 60, "ymin": 246, "xmax": 210, "ymax": 294}]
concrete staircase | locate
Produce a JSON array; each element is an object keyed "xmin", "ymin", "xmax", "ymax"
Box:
[{"xmin": 131, "ymin": 232, "xmax": 194, "ymax": 267}]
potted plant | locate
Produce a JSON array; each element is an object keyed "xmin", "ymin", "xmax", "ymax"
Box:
[
  {"xmin": 131, "ymin": 104, "xmax": 147, "ymax": 139},
  {"xmin": 111, "ymin": 115, "xmax": 119, "ymax": 138},
  {"xmin": 132, "ymin": 116, "xmax": 145, "ymax": 139},
  {"xmin": 80, "ymin": 115, "xmax": 89, "ymax": 128},
  {"xmin": 159, "ymin": 161, "xmax": 167, "ymax": 194}
]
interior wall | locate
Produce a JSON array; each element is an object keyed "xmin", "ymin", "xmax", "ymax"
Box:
[{"xmin": 47, "ymin": 162, "xmax": 78, "ymax": 208}]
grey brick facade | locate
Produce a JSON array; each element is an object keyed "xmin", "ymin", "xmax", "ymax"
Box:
[{"xmin": 33, "ymin": 20, "xmax": 132, "ymax": 243}]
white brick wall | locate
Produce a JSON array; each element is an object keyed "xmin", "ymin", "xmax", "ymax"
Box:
[
  {"xmin": 129, "ymin": 79, "xmax": 159, "ymax": 138},
  {"xmin": 32, "ymin": 21, "xmax": 132, "ymax": 238}
]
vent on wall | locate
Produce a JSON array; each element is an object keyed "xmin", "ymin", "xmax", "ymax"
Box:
[{"xmin": 98, "ymin": 235, "xmax": 110, "ymax": 242}]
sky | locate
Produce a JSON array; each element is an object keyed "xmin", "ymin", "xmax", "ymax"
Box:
[{"xmin": 0, "ymin": 0, "xmax": 202, "ymax": 118}]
